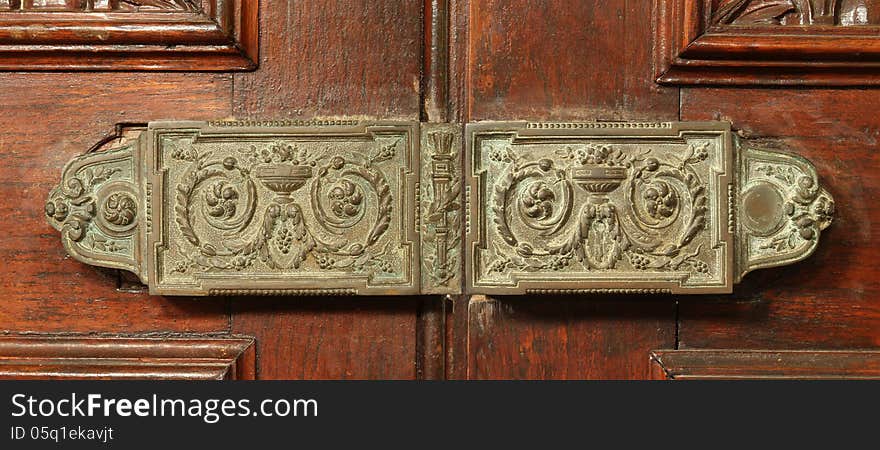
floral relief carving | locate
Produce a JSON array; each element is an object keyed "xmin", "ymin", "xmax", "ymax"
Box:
[
  {"xmin": 45, "ymin": 121, "xmax": 835, "ymax": 296},
  {"xmin": 170, "ymin": 140, "xmax": 398, "ymax": 275},
  {"xmin": 714, "ymin": 0, "xmax": 879, "ymax": 26},
  {"xmin": 481, "ymin": 138, "xmax": 714, "ymax": 283},
  {"xmin": 45, "ymin": 143, "xmax": 139, "ymax": 276},
  {"xmin": 741, "ymin": 148, "xmax": 835, "ymax": 275},
  {"xmin": 2, "ymin": 0, "xmax": 198, "ymax": 12}
]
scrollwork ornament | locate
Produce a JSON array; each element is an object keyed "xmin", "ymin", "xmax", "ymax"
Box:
[
  {"xmin": 470, "ymin": 123, "xmax": 739, "ymax": 294},
  {"xmin": 46, "ymin": 164, "xmax": 122, "ymax": 245},
  {"xmin": 103, "ymin": 193, "xmax": 137, "ymax": 226},
  {"xmin": 47, "ymin": 122, "xmax": 421, "ymax": 295},
  {"xmin": 171, "ymin": 137, "xmax": 397, "ymax": 278},
  {"xmin": 46, "ymin": 142, "xmax": 139, "ymax": 276},
  {"xmin": 488, "ymin": 140, "xmax": 713, "ymax": 273},
  {"xmin": 43, "ymin": 120, "xmax": 835, "ymax": 296}
]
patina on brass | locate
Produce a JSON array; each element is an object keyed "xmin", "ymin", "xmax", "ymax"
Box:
[
  {"xmin": 47, "ymin": 120, "xmax": 420, "ymax": 296},
  {"xmin": 466, "ymin": 121, "xmax": 834, "ymax": 294},
  {"xmin": 46, "ymin": 120, "xmax": 834, "ymax": 296},
  {"xmin": 420, "ymin": 123, "xmax": 464, "ymax": 294}
]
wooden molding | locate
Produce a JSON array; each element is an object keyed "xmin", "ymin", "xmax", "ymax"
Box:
[
  {"xmin": 0, "ymin": 336, "xmax": 256, "ymax": 379},
  {"xmin": 655, "ymin": 0, "xmax": 880, "ymax": 85},
  {"xmin": 0, "ymin": 1, "xmax": 258, "ymax": 71},
  {"xmin": 650, "ymin": 349, "xmax": 880, "ymax": 379}
]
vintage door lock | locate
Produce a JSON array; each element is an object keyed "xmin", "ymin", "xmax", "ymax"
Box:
[{"xmin": 46, "ymin": 120, "xmax": 834, "ymax": 296}]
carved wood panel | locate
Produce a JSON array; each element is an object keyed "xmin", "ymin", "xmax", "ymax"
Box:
[
  {"xmin": 0, "ymin": 0, "xmax": 257, "ymax": 70},
  {"xmin": 656, "ymin": 0, "xmax": 880, "ymax": 85},
  {"xmin": 713, "ymin": 0, "xmax": 880, "ymax": 25},
  {"xmin": 0, "ymin": 1, "xmax": 198, "ymax": 11}
]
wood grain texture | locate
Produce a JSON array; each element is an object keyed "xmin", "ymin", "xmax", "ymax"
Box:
[
  {"xmin": 0, "ymin": 72, "xmax": 232, "ymax": 333},
  {"xmin": 445, "ymin": 294, "xmax": 469, "ymax": 379},
  {"xmin": 233, "ymin": 0, "xmax": 421, "ymax": 120},
  {"xmin": 448, "ymin": 0, "xmax": 469, "ymax": 122},
  {"xmin": 0, "ymin": 1, "xmax": 258, "ymax": 71},
  {"xmin": 656, "ymin": 0, "xmax": 880, "ymax": 85},
  {"xmin": 227, "ymin": 0, "xmax": 424, "ymax": 380},
  {"xmin": 466, "ymin": 295, "xmax": 675, "ymax": 379},
  {"xmin": 416, "ymin": 296, "xmax": 445, "ymax": 380},
  {"xmin": 712, "ymin": 0, "xmax": 880, "ymax": 26},
  {"xmin": 423, "ymin": 0, "xmax": 450, "ymax": 122},
  {"xmin": 680, "ymin": 87, "xmax": 880, "ymax": 349},
  {"xmin": 651, "ymin": 349, "xmax": 880, "ymax": 379},
  {"xmin": 450, "ymin": 1, "xmax": 680, "ymax": 380},
  {"xmin": 232, "ymin": 297, "xmax": 419, "ymax": 379},
  {"xmin": 467, "ymin": 0, "xmax": 678, "ymax": 121},
  {"xmin": 0, "ymin": 336, "xmax": 255, "ymax": 380}
]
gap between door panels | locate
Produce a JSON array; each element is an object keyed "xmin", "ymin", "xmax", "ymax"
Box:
[{"xmin": 417, "ymin": 0, "xmax": 683, "ymax": 379}]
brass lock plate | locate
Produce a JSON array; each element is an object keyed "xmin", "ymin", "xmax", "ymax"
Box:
[
  {"xmin": 466, "ymin": 122, "xmax": 732, "ymax": 294},
  {"xmin": 46, "ymin": 120, "xmax": 834, "ymax": 296}
]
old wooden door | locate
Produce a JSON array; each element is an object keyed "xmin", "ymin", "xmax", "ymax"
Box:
[{"xmin": 0, "ymin": 0, "xmax": 877, "ymax": 380}]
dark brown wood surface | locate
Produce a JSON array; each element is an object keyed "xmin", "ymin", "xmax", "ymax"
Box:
[
  {"xmin": 0, "ymin": 0, "xmax": 876, "ymax": 380},
  {"xmin": 233, "ymin": 0, "xmax": 422, "ymax": 120},
  {"xmin": 231, "ymin": 297, "xmax": 419, "ymax": 379},
  {"xmin": 0, "ymin": 73, "xmax": 232, "ymax": 334},
  {"xmin": 679, "ymin": 87, "xmax": 880, "ymax": 349},
  {"xmin": 467, "ymin": 0, "xmax": 678, "ymax": 121},
  {"xmin": 650, "ymin": 349, "xmax": 880, "ymax": 379},
  {"xmin": 466, "ymin": 296, "xmax": 675, "ymax": 379},
  {"xmin": 228, "ymin": 0, "xmax": 426, "ymax": 380}
]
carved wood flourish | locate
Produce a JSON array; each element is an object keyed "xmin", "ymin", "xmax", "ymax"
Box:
[
  {"xmin": 0, "ymin": 1, "xmax": 198, "ymax": 11},
  {"xmin": 655, "ymin": 0, "xmax": 880, "ymax": 85},
  {"xmin": 714, "ymin": 0, "xmax": 878, "ymax": 26}
]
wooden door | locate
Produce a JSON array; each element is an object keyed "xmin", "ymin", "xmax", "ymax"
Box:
[{"xmin": 0, "ymin": 0, "xmax": 877, "ymax": 380}]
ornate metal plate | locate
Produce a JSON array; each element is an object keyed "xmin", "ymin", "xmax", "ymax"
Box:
[
  {"xmin": 465, "ymin": 122, "xmax": 834, "ymax": 295},
  {"xmin": 47, "ymin": 121, "xmax": 420, "ymax": 296},
  {"xmin": 46, "ymin": 120, "xmax": 834, "ymax": 296},
  {"xmin": 420, "ymin": 124, "xmax": 464, "ymax": 295}
]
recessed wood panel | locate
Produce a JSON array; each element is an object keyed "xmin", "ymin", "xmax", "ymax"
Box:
[
  {"xmin": 0, "ymin": 73, "xmax": 232, "ymax": 333},
  {"xmin": 467, "ymin": 0, "xmax": 678, "ymax": 121},
  {"xmin": 0, "ymin": 0, "xmax": 258, "ymax": 71},
  {"xmin": 679, "ymin": 87, "xmax": 880, "ymax": 349},
  {"xmin": 233, "ymin": 0, "xmax": 422, "ymax": 119},
  {"xmin": 656, "ymin": 0, "xmax": 880, "ymax": 85},
  {"xmin": 232, "ymin": 297, "xmax": 419, "ymax": 379}
]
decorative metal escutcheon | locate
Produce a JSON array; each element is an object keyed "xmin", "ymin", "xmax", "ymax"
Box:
[{"xmin": 46, "ymin": 120, "xmax": 834, "ymax": 296}]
